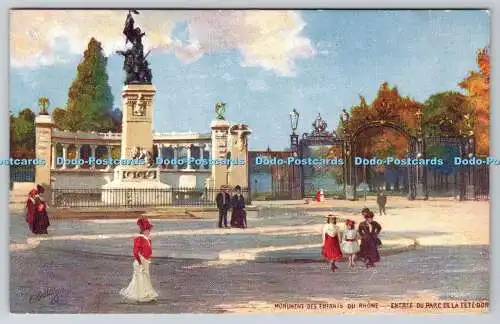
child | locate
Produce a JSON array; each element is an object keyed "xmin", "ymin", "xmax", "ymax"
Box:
[
  {"xmin": 120, "ymin": 217, "xmax": 159, "ymax": 302},
  {"xmin": 321, "ymin": 213, "xmax": 343, "ymax": 272},
  {"xmin": 341, "ymin": 219, "xmax": 360, "ymax": 268}
]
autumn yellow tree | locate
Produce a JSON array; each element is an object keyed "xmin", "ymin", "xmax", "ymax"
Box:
[{"xmin": 459, "ymin": 47, "xmax": 490, "ymax": 156}]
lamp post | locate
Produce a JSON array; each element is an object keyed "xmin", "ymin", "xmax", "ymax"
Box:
[
  {"xmin": 289, "ymin": 108, "xmax": 299, "ymax": 153},
  {"xmin": 289, "ymin": 108, "xmax": 300, "ymax": 199}
]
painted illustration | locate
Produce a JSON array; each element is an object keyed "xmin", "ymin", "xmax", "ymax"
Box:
[{"xmin": 9, "ymin": 9, "xmax": 489, "ymax": 314}]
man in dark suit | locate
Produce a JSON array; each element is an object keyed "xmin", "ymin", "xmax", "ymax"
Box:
[
  {"xmin": 215, "ymin": 185, "xmax": 231, "ymax": 228},
  {"xmin": 376, "ymin": 189, "xmax": 387, "ymax": 216}
]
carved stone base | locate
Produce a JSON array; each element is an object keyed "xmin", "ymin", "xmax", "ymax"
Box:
[{"xmin": 101, "ymin": 166, "xmax": 171, "ymax": 205}]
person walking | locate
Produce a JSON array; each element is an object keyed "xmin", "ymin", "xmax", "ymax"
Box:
[
  {"xmin": 377, "ymin": 189, "xmax": 387, "ymax": 216},
  {"xmin": 321, "ymin": 213, "xmax": 343, "ymax": 272},
  {"xmin": 230, "ymin": 185, "xmax": 247, "ymax": 229},
  {"xmin": 357, "ymin": 210, "xmax": 382, "ymax": 268},
  {"xmin": 215, "ymin": 185, "xmax": 231, "ymax": 228},
  {"xmin": 25, "ymin": 185, "xmax": 50, "ymax": 235},
  {"xmin": 120, "ymin": 217, "xmax": 159, "ymax": 302},
  {"xmin": 341, "ymin": 219, "xmax": 360, "ymax": 268}
]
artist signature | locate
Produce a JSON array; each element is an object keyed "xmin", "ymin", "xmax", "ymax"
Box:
[{"xmin": 28, "ymin": 287, "xmax": 66, "ymax": 304}]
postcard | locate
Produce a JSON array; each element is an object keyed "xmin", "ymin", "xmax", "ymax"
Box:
[{"xmin": 9, "ymin": 9, "xmax": 489, "ymax": 314}]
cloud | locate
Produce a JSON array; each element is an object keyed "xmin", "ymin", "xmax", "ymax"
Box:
[
  {"xmin": 10, "ymin": 10, "xmax": 315, "ymax": 76},
  {"xmin": 247, "ymin": 79, "xmax": 269, "ymax": 92}
]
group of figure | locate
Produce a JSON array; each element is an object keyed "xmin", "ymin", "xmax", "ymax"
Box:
[
  {"xmin": 215, "ymin": 185, "xmax": 247, "ymax": 228},
  {"xmin": 25, "ymin": 184, "xmax": 50, "ymax": 235},
  {"xmin": 116, "ymin": 10, "xmax": 152, "ymax": 84},
  {"xmin": 131, "ymin": 146, "xmax": 155, "ymax": 167},
  {"xmin": 321, "ymin": 208, "xmax": 382, "ymax": 272}
]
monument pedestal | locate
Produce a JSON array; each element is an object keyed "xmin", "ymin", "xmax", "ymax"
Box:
[{"xmin": 101, "ymin": 166, "xmax": 171, "ymax": 205}]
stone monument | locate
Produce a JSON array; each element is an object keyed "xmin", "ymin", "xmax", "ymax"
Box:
[
  {"xmin": 209, "ymin": 102, "xmax": 231, "ymax": 190},
  {"xmin": 228, "ymin": 123, "xmax": 251, "ymax": 189},
  {"xmin": 102, "ymin": 9, "xmax": 170, "ymax": 205},
  {"xmin": 205, "ymin": 102, "xmax": 252, "ymax": 190}
]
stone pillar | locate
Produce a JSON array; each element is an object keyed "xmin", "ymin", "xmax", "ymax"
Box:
[
  {"xmin": 106, "ymin": 145, "xmax": 112, "ymax": 170},
  {"xmin": 90, "ymin": 145, "xmax": 97, "ymax": 170},
  {"xmin": 61, "ymin": 144, "xmax": 68, "ymax": 170},
  {"xmin": 186, "ymin": 144, "xmax": 192, "ymax": 170},
  {"xmin": 35, "ymin": 115, "xmax": 54, "ymax": 185},
  {"xmin": 228, "ymin": 124, "xmax": 252, "ymax": 190},
  {"xmin": 120, "ymin": 84, "xmax": 156, "ymax": 159},
  {"xmin": 51, "ymin": 144, "xmax": 56, "ymax": 169},
  {"xmin": 74, "ymin": 144, "xmax": 81, "ymax": 169},
  {"xmin": 210, "ymin": 120, "xmax": 230, "ymax": 189},
  {"xmin": 204, "ymin": 144, "xmax": 211, "ymax": 169},
  {"xmin": 173, "ymin": 145, "xmax": 178, "ymax": 170}
]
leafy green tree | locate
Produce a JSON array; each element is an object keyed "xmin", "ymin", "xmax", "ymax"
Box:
[
  {"xmin": 423, "ymin": 91, "xmax": 473, "ymax": 136},
  {"xmin": 51, "ymin": 107, "xmax": 67, "ymax": 129},
  {"xmin": 63, "ymin": 37, "xmax": 115, "ymax": 132},
  {"xmin": 10, "ymin": 108, "xmax": 36, "ymax": 158}
]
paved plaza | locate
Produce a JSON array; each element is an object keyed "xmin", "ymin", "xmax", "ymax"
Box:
[{"xmin": 9, "ymin": 197, "xmax": 490, "ymax": 313}]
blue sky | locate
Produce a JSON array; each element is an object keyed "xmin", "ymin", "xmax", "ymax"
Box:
[{"xmin": 10, "ymin": 10, "xmax": 490, "ymax": 150}]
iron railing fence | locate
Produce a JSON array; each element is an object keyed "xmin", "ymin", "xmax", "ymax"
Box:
[{"xmin": 50, "ymin": 187, "xmax": 250, "ymax": 208}]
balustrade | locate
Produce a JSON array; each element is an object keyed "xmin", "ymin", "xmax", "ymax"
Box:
[{"xmin": 51, "ymin": 137, "xmax": 211, "ymax": 173}]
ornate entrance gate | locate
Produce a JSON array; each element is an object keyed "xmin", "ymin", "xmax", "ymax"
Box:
[
  {"xmin": 295, "ymin": 113, "xmax": 477, "ymax": 201},
  {"xmin": 248, "ymin": 149, "xmax": 302, "ymax": 200}
]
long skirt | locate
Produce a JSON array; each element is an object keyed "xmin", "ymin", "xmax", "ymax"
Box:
[
  {"xmin": 32, "ymin": 211, "xmax": 50, "ymax": 235},
  {"xmin": 230, "ymin": 209, "xmax": 247, "ymax": 228},
  {"xmin": 120, "ymin": 256, "xmax": 159, "ymax": 302},
  {"xmin": 341, "ymin": 240, "xmax": 360, "ymax": 255},
  {"xmin": 322, "ymin": 234, "xmax": 343, "ymax": 261},
  {"xmin": 357, "ymin": 235, "xmax": 380, "ymax": 263}
]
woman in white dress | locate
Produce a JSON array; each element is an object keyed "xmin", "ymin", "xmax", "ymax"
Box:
[
  {"xmin": 341, "ymin": 219, "xmax": 360, "ymax": 268},
  {"xmin": 120, "ymin": 217, "xmax": 159, "ymax": 302}
]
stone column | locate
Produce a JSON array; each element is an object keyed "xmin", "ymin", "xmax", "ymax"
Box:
[
  {"xmin": 51, "ymin": 144, "xmax": 57, "ymax": 169},
  {"xmin": 74, "ymin": 144, "xmax": 81, "ymax": 169},
  {"xmin": 204, "ymin": 144, "xmax": 211, "ymax": 169},
  {"xmin": 228, "ymin": 124, "xmax": 252, "ymax": 191},
  {"xmin": 61, "ymin": 144, "xmax": 68, "ymax": 170},
  {"xmin": 186, "ymin": 144, "xmax": 192, "ymax": 170},
  {"xmin": 106, "ymin": 145, "xmax": 112, "ymax": 170},
  {"xmin": 90, "ymin": 145, "xmax": 97, "ymax": 170},
  {"xmin": 120, "ymin": 85, "xmax": 156, "ymax": 160},
  {"xmin": 35, "ymin": 115, "xmax": 54, "ymax": 185},
  {"xmin": 155, "ymin": 144, "xmax": 163, "ymax": 169},
  {"xmin": 210, "ymin": 120, "xmax": 230, "ymax": 189},
  {"xmin": 172, "ymin": 145, "xmax": 178, "ymax": 170}
]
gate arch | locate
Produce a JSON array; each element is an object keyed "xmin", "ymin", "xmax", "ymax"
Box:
[{"xmin": 345, "ymin": 119, "xmax": 421, "ymax": 200}]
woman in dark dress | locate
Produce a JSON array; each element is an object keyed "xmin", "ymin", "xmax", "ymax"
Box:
[
  {"xmin": 26, "ymin": 185, "xmax": 50, "ymax": 235},
  {"xmin": 357, "ymin": 209, "xmax": 382, "ymax": 268},
  {"xmin": 230, "ymin": 185, "xmax": 247, "ymax": 229}
]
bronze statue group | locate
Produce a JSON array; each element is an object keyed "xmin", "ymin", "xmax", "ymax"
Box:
[{"xmin": 321, "ymin": 208, "xmax": 382, "ymax": 272}]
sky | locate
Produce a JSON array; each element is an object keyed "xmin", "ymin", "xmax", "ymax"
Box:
[{"xmin": 9, "ymin": 9, "xmax": 490, "ymax": 150}]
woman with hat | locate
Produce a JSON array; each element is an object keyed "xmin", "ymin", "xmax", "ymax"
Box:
[
  {"xmin": 357, "ymin": 209, "xmax": 382, "ymax": 268},
  {"xmin": 25, "ymin": 185, "xmax": 50, "ymax": 235},
  {"xmin": 321, "ymin": 213, "xmax": 343, "ymax": 272},
  {"xmin": 230, "ymin": 185, "xmax": 247, "ymax": 229},
  {"xmin": 341, "ymin": 219, "xmax": 360, "ymax": 268},
  {"xmin": 120, "ymin": 217, "xmax": 159, "ymax": 302}
]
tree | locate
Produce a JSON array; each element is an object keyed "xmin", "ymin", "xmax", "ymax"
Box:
[
  {"xmin": 459, "ymin": 47, "xmax": 490, "ymax": 156},
  {"xmin": 63, "ymin": 38, "xmax": 115, "ymax": 132},
  {"xmin": 51, "ymin": 107, "xmax": 67, "ymax": 129},
  {"xmin": 10, "ymin": 108, "xmax": 36, "ymax": 158},
  {"xmin": 423, "ymin": 91, "xmax": 473, "ymax": 136}
]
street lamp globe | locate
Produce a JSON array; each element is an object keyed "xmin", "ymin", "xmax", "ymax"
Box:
[{"xmin": 289, "ymin": 108, "xmax": 299, "ymax": 133}]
